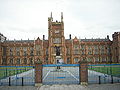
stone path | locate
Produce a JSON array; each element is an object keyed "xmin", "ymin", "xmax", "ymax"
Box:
[
  {"xmin": 38, "ymin": 85, "xmax": 88, "ymax": 90},
  {"xmin": 0, "ymin": 84, "xmax": 120, "ymax": 90}
]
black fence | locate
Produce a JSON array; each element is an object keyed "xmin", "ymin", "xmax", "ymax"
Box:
[
  {"xmin": 88, "ymin": 64, "xmax": 120, "ymax": 84},
  {"xmin": 0, "ymin": 66, "xmax": 35, "ymax": 86},
  {"xmin": 1, "ymin": 63, "xmax": 120, "ymax": 86}
]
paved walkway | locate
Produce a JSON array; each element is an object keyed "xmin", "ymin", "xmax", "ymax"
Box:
[{"xmin": 0, "ymin": 84, "xmax": 120, "ymax": 90}]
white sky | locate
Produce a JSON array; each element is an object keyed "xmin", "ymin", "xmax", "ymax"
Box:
[{"xmin": 0, "ymin": 0, "xmax": 120, "ymax": 40}]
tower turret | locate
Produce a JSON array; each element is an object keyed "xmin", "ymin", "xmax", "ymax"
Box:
[
  {"xmin": 51, "ymin": 12, "xmax": 53, "ymax": 21},
  {"xmin": 61, "ymin": 12, "xmax": 63, "ymax": 22},
  {"xmin": 112, "ymin": 32, "xmax": 120, "ymax": 63},
  {"xmin": 48, "ymin": 12, "xmax": 66, "ymax": 64}
]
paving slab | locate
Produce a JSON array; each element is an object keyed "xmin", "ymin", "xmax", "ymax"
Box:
[
  {"xmin": 0, "ymin": 84, "xmax": 120, "ymax": 90},
  {"xmin": 38, "ymin": 84, "xmax": 120, "ymax": 90},
  {"xmin": 0, "ymin": 86, "xmax": 37, "ymax": 90}
]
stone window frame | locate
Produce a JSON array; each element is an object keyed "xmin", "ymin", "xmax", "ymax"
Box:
[
  {"xmin": 95, "ymin": 57, "xmax": 99, "ymax": 62},
  {"xmin": 100, "ymin": 45, "xmax": 105, "ymax": 54},
  {"xmin": 87, "ymin": 45, "xmax": 93, "ymax": 55},
  {"xmin": 30, "ymin": 47, "xmax": 34, "ymax": 56},
  {"xmin": 24, "ymin": 58, "xmax": 27, "ymax": 64},
  {"xmin": 16, "ymin": 47, "xmax": 20, "ymax": 56},
  {"xmin": 16, "ymin": 58, "xmax": 20, "ymax": 65},
  {"xmin": 94, "ymin": 45, "xmax": 99, "ymax": 54},
  {"xmin": 53, "ymin": 38, "xmax": 61, "ymax": 44},
  {"xmin": 36, "ymin": 45, "xmax": 41, "ymax": 56},
  {"xmin": 81, "ymin": 50, "xmax": 85, "ymax": 55},
  {"xmin": 66, "ymin": 48, "xmax": 70, "ymax": 55},
  {"xmin": 81, "ymin": 45, "xmax": 85, "ymax": 50},
  {"xmin": 74, "ymin": 57, "xmax": 79, "ymax": 63},
  {"xmin": 9, "ymin": 58, "xmax": 13, "ymax": 65},
  {"xmin": 29, "ymin": 58, "xmax": 33, "ymax": 65},
  {"xmin": 87, "ymin": 57, "xmax": 92, "ymax": 62},
  {"xmin": 67, "ymin": 57, "xmax": 70, "ymax": 64},
  {"xmin": 23, "ymin": 47, "xmax": 27, "ymax": 56},
  {"xmin": 74, "ymin": 45, "xmax": 79, "ymax": 49},
  {"xmin": 2, "ymin": 58, "xmax": 6, "ymax": 65},
  {"xmin": 74, "ymin": 49, "xmax": 79, "ymax": 54}
]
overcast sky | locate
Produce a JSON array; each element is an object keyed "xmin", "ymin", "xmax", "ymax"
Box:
[{"xmin": 0, "ymin": 0, "xmax": 120, "ymax": 40}]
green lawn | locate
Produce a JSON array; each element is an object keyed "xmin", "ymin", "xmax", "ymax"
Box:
[
  {"xmin": 0, "ymin": 66, "xmax": 33, "ymax": 79},
  {"xmin": 88, "ymin": 65, "xmax": 120, "ymax": 77}
]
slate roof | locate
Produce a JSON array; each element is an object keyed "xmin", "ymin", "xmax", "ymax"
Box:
[
  {"xmin": 80, "ymin": 38, "xmax": 110, "ymax": 42},
  {"xmin": 5, "ymin": 40, "xmax": 34, "ymax": 43},
  {"xmin": 65, "ymin": 38, "xmax": 110, "ymax": 42},
  {"xmin": 4, "ymin": 38, "xmax": 110, "ymax": 43}
]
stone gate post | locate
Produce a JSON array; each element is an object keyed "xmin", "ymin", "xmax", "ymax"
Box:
[
  {"xmin": 35, "ymin": 61, "xmax": 42, "ymax": 86},
  {"xmin": 79, "ymin": 60, "xmax": 88, "ymax": 85}
]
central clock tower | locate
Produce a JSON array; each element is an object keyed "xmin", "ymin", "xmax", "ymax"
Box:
[{"xmin": 48, "ymin": 12, "xmax": 66, "ymax": 64}]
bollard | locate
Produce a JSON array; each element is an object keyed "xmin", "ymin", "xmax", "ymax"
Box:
[
  {"xmin": 6, "ymin": 68, "xmax": 7, "ymax": 77},
  {"xmin": 22, "ymin": 77, "xmax": 24, "ymax": 86},
  {"xmin": 9, "ymin": 77, "xmax": 11, "ymax": 86},
  {"xmin": 99, "ymin": 76, "xmax": 101, "ymax": 84},
  {"xmin": 111, "ymin": 75, "xmax": 113, "ymax": 84},
  {"xmin": 57, "ymin": 66, "xmax": 60, "ymax": 69}
]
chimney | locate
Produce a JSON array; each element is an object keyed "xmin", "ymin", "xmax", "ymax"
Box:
[
  {"xmin": 107, "ymin": 35, "xmax": 109, "ymax": 39},
  {"xmin": 69, "ymin": 34, "xmax": 71, "ymax": 39},
  {"xmin": 43, "ymin": 35, "xmax": 45, "ymax": 40}
]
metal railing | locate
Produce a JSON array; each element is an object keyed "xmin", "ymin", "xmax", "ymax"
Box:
[
  {"xmin": 88, "ymin": 64, "xmax": 120, "ymax": 84},
  {"xmin": 0, "ymin": 66, "xmax": 35, "ymax": 86},
  {"xmin": 42, "ymin": 64, "xmax": 80, "ymax": 85}
]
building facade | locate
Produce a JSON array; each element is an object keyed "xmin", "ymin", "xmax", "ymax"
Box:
[{"xmin": 0, "ymin": 13, "xmax": 120, "ymax": 66}]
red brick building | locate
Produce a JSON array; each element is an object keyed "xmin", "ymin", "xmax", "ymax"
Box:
[{"xmin": 0, "ymin": 13, "xmax": 120, "ymax": 65}]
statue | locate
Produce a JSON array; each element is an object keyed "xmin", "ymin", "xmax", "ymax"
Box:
[{"xmin": 55, "ymin": 46, "xmax": 60, "ymax": 56}]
